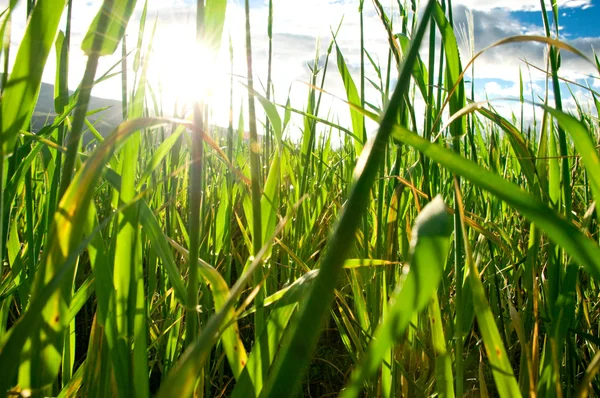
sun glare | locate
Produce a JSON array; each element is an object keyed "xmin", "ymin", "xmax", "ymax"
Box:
[
  {"xmin": 151, "ymin": 29, "xmax": 224, "ymax": 115},
  {"xmin": 144, "ymin": 5, "xmax": 248, "ymax": 126}
]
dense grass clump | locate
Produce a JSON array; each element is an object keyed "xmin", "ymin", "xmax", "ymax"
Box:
[{"xmin": 1, "ymin": 0, "xmax": 600, "ymax": 397}]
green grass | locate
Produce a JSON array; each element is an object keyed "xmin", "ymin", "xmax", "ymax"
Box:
[{"xmin": 1, "ymin": 0, "xmax": 600, "ymax": 397}]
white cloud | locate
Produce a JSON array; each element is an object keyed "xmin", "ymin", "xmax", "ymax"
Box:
[
  {"xmin": 483, "ymin": 81, "xmax": 519, "ymax": 97},
  {"xmin": 452, "ymin": 0, "xmax": 592, "ymax": 12},
  {"xmin": 1, "ymin": 0, "xmax": 598, "ymax": 133}
]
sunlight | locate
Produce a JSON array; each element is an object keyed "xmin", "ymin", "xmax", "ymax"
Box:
[
  {"xmin": 151, "ymin": 28, "xmax": 223, "ymax": 114},
  {"xmin": 145, "ymin": 5, "xmax": 249, "ymax": 126}
]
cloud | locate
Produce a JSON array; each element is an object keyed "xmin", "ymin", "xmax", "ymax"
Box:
[
  {"xmin": 451, "ymin": 5, "xmax": 597, "ymax": 84},
  {"xmin": 452, "ymin": 0, "xmax": 592, "ymax": 12},
  {"xmin": 2, "ymin": 0, "xmax": 598, "ymax": 133}
]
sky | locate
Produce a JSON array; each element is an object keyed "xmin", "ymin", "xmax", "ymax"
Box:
[{"xmin": 2, "ymin": 0, "xmax": 600, "ymax": 135}]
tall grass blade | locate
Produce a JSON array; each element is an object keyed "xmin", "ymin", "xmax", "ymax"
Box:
[
  {"xmin": 341, "ymin": 196, "xmax": 452, "ymax": 397},
  {"xmin": 261, "ymin": 2, "xmax": 436, "ymax": 395},
  {"xmin": 390, "ymin": 124, "xmax": 600, "ymax": 281}
]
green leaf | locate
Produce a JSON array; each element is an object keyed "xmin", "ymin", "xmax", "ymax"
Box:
[
  {"xmin": 1, "ymin": 0, "xmax": 66, "ymax": 155},
  {"xmin": 432, "ymin": 1, "xmax": 465, "ymax": 139},
  {"xmin": 253, "ymin": 89, "xmax": 283, "ymax": 146},
  {"xmin": 204, "ymin": 0, "xmax": 227, "ymax": 53},
  {"xmin": 429, "ymin": 293, "xmax": 454, "ymax": 398},
  {"xmin": 335, "ymin": 43, "xmax": 364, "ymax": 154},
  {"xmin": 260, "ymin": 3, "xmax": 436, "ymax": 395},
  {"xmin": 82, "ymin": 0, "xmax": 137, "ymax": 56},
  {"xmin": 390, "ymin": 124, "xmax": 600, "ymax": 283},
  {"xmin": 261, "ymin": 153, "xmax": 280, "ymax": 248},
  {"xmin": 139, "ymin": 202, "xmax": 188, "ymax": 305},
  {"xmin": 341, "ymin": 196, "xmax": 452, "ymax": 397},
  {"xmin": 137, "ymin": 124, "xmax": 185, "ymax": 189},
  {"xmin": 0, "ymin": 118, "xmax": 172, "ymax": 392},
  {"xmin": 231, "ymin": 271, "xmax": 319, "ymax": 398},
  {"xmin": 466, "ymin": 249, "xmax": 520, "ymax": 396},
  {"xmin": 542, "ymin": 106, "xmax": 600, "ymax": 213}
]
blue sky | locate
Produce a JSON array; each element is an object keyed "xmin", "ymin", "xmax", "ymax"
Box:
[
  {"xmin": 512, "ymin": 4, "xmax": 599, "ymax": 38},
  {"xmin": 2, "ymin": 0, "xmax": 599, "ymax": 129}
]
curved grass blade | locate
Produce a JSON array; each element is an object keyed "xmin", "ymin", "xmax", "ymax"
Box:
[
  {"xmin": 156, "ymin": 198, "xmax": 302, "ymax": 398},
  {"xmin": 0, "ymin": 0, "xmax": 66, "ymax": 155},
  {"xmin": 244, "ymin": 85, "xmax": 283, "ymax": 147},
  {"xmin": 165, "ymin": 237, "xmax": 248, "ymax": 378},
  {"xmin": 435, "ymin": 34, "xmax": 598, "ymax": 132},
  {"xmin": 260, "ymin": 3, "xmax": 436, "ymax": 395},
  {"xmin": 334, "ymin": 42, "xmax": 364, "ymax": 154},
  {"xmin": 340, "ymin": 196, "xmax": 452, "ymax": 397},
  {"xmin": 137, "ymin": 124, "xmax": 185, "ymax": 189},
  {"xmin": 0, "ymin": 118, "xmax": 173, "ymax": 392},
  {"xmin": 390, "ymin": 124, "xmax": 600, "ymax": 282},
  {"xmin": 476, "ymin": 107, "xmax": 541, "ymax": 197},
  {"xmin": 541, "ymin": 106, "xmax": 600, "ymax": 212},
  {"xmin": 81, "ymin": 0, "xmax": 137, "ymax": 56},
  {"xmin": 139, "ymin": 202, "xmax": 188, "ymax": 305}
]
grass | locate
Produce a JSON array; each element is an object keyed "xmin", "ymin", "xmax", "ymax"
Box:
[{"xmin": 1, "ymin": 0, "xmax": 600, "ymax": 397}]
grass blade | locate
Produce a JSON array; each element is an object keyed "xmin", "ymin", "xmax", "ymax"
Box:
[
  {"xmin": 260, "ymin": 3, "xmax": 436, "ymax": 395},
  {"xmin": 340, "ymin": 196, "xmax": 452, "ymax": 397}
]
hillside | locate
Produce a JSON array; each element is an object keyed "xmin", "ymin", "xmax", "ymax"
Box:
[{"xmin": 31, "ymin": 81, "xmax": 123, "ymax": 141}]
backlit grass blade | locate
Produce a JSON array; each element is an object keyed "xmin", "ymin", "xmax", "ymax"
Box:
[
  {"xmin": 249, "ymin": 87, "xmax": 283, "ymax": 146},
  {"xmin": 231, "ymin": 270, "xmax": 319, "ymax": 398},
  {"xmin": 137, "ymin": 124, "xmax": 185, "ymax": 189},
  {"xmin": 204, "ymin": 0, "xmax": 227, "ymax": 52},
  {"xmin": 0, "ymin": 0, "xmax": 66, "ymax": 156},
  {"xmin": 110, "ymin": 13, "xmax": 153, "ymax": 396},
  {"xmin": 261, "ymin": 153, "xmax": 280, "ymax": 250},
  {"xmin": 139, "ymin": 203, "xmax": 188, "ymax": 304},
  {"xmin": 0, "ymin": 6, "xmax": 13, "ymax": 97},
  {"xmin": 265, "ymin": 0, "xmax": 274, "ymax": 160},
  {"xmin": 156, "ymin": 201, "xmax": 300, "ymax": 398},
  {"xmin": 540, "ymin": 0, "xmax": 571, "ymax": 219},
  {"xmin": 395, "ymin": 34, "xmax": 430, "ymax": 104},
  {"xmin": 340, "ymin": 196, "xmax": 452, "ymax": 397},
  {"xmin": 59, "ymin": 0, "xmax": 136, "ymax": 199},
  {"xmin": 431, "ymin": 1, "xmax": 465, "ymax": 140},
  {"xmin": 431, "ymin": 4, "xmax": 466, "ymax": 394},
  {"xmin": 541, "ymin": 106, "xmax": 600, "ymax": 212},
  {"xmin": 261, "ymin": 2, "xmax": 436, "ymax": 395},
  {"xmin": 81, "ymin": 0, "xmax": 137, "ymax": 56},
  {"xmin": 243, "ymin": 0, "xmax": 268, "ymax": 384},
  {"xmin": 335, "ymin": 42, "xmax": 364, "ymax": 154},
  {"xmin": 0, "ymin": 118, "xmax": 173, "ymax": 393},
  {"xmin": 166, "ymin": 237, "xmax": 248, "ymax": 378}
]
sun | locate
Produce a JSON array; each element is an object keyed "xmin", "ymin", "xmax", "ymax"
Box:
[
  {"xmin": 146, "ymin": 5, "xmax": 247, "ymax": 125},
  {"xmin": 150, "ymin": 26, "xmax": 224, "ymax": 116}
]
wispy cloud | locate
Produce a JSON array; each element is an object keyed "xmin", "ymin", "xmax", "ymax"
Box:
[
  {"xmin": 452, "ymin": 0, "xmax": 592, "ymax": 12},
  {"xmin": 2, "ymin": 0, "xmax": 598, "ymax": 131}
]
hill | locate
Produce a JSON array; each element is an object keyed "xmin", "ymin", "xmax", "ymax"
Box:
[{"xmin": 31, "ymin": 81, "xmax": 123, "ymax": 142}]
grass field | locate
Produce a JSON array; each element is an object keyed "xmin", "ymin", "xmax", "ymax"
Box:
[{"xmin": 1, "ymin": 0, "xmax": 600, "ymax": 397}]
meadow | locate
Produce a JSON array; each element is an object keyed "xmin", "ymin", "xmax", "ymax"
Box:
[{"xmin": 1, "ymin": 0, "xmax": 600, "ymax": 397}]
